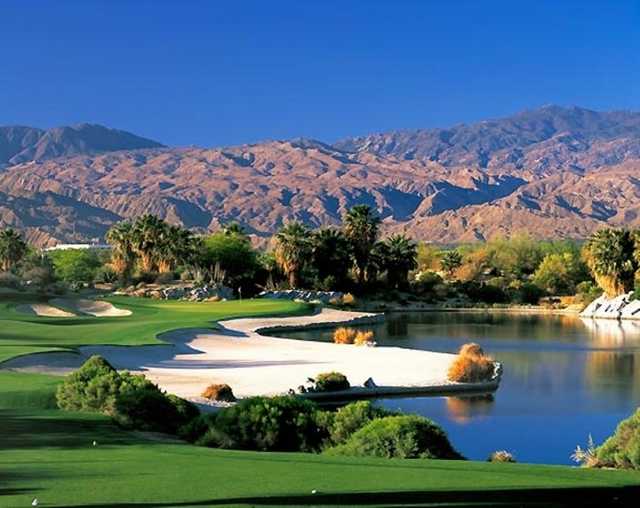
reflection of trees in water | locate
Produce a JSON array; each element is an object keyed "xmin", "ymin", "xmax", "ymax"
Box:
[
  {"xmin": 496, "ymin": 350, "xmax": 573, "ymax": 387},
  {"xmin": 385, "ymin": 317, "xmax": 408, "ymax": 337},
  {"xmin": 584, "ymin": 351, "xmax": 640, "ymax": 400},
  {"xmin": 579, "ymin": 318, "xmax": 640, "ymax": 347},
  {"xmin": 445, "ymin": 394, "xmax": 495, "ymax": 423}
]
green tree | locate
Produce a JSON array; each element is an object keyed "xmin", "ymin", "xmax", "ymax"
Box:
[
  {"xmin": 200, "ymin": 231, "xmax": 260, "ymax": 289},
  {"xmin": 49, "ymin": 248, "xmax": 103, "ymax": 284},
  {"xmin": 312, "ymin": 228, "xmax": 352, "ymax": 288},
  {"xmin": 0, "ymin": 228, "xmax": 28, "ymax": 271},
  {"xmin": 382, "ymin": 234, "xmax": 418, "ymax": 289},
  {"xmin": 156, "ymin": 224, "xmax": 195, "ymax": 274},
  {"xmin": 106, "ymin": 221, "xmax": 136, "ymax": 280},
  {"xmin": 440, "ymin": 249, "xmax": 463, "ymax": 278},
  {"xmin": 274, "ymin": 222, "xmax": 312, "ymax": 288},
  {"xmin": 131, "ymin": 214, "xmax": 167, "ymax": 272},
  {"xmin": 583, "ymin": 228, "xmax": 638, "ymax": 297},
  {"xmin": 533, "ymin": 252, "xmax": 588, "ymax": 295},
  {"xmin": 343, "ymin": 205, "xmax": 381, "ymax": 284}
]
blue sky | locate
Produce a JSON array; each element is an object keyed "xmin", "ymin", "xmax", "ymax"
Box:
[{"xmin": 1, "ymin": 0, "xmax": 638, "ymax": 147}]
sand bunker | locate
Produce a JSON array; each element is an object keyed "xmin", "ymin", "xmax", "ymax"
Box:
[
  {"xmin": 50, "ymin": 298, "xmax": 132, "ymax": 317},
  {"xmin": 15, "ymin": 303, "xmax": 76, "ymax": 317},
  {"xmin": 1, "ymin": 351, "xmax": 86, "ymax": 375}
]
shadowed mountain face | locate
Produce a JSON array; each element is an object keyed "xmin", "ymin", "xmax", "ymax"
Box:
[
  {"xmin": 1, "ymin": 106, "xmax": 640, "ymax": 246},
  {"xmin": 0, "ymin": 123, "xmax": 164, "ymax": 167}
]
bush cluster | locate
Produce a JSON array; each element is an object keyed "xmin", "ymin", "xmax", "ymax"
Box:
[
  {"xmin": 201, "ymin": 383, "xmax": 236, "ymax": 402},
  {"xmin": 447, "ymin": 343, "xmax": 495, "ymax": 383},
  {"xmin": 596, "ymin": 408, "xmax": 640, "ymax": 469},
  {"xmin": 311, "ymin": 372, "xmax": 350, "ymax": 392},
  {"xmin": 332, "ymin": 327, "xmax": 375, "ymax": 346},
  {"xmin": 56, "ymin": 355, "xmax": 198, "ymax": 434}
]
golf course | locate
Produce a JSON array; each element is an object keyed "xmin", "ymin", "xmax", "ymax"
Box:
[{"xmin": 2, "ymin": 294, "xmax": 640, "ymax": 507}]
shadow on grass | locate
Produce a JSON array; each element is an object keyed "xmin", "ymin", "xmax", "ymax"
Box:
[{"xmin": 63, "ymin": 485, "xmax": 640, "ymax": 507}]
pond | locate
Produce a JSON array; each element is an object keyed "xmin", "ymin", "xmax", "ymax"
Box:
[{"xmin": 278, "ymin": 312, "xmax": 640, "ymax": 464}]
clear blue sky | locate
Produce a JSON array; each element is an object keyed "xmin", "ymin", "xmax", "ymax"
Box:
[{"xmin": 1, "ymin": 0, "xmax": 638, "ymax": 147}]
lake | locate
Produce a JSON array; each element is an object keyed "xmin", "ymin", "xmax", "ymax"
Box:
[{"xmin": 278, "ymin": 311, "xmax": 640, "ymax": 464}]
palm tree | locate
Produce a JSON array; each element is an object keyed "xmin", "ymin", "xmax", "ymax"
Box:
[
  {"xmin": 583, "ymin": 228, "xmax": 638, "ymax": 297},
  {"xmin": 156, "ymin": 225, "xmax": 195, "ymax": 273},
  {"xmin": 223, "ymin": 222, "xmax": 247, "ymax": 237},
  {"xmin": 131, "ymin": 215, "xmax": 167, "ymax": 272},
  {"xmin": 440, "ymin": 249, "xmax": 463, "ymax": 278},
  {"xmin": 105, "ymin": 221, "xmax": 135, "ymax": 279},
  {"xmin": 312, "ymin": 228, "xmax": 352, "ymax": 286},
  {"xmin": 274, "ymin": 222, "xmax": 312, "ymax": 288},
  {"xmin": 343, "ymin": 205, "xmax": 381, "ymax": 284},
  {"xmin": 0, "ymin": 229, "xmax": 27, "ymax": 271},
  {"xmin": 382, "ymin": 234, "xmax": 418, "ymax": 289}
]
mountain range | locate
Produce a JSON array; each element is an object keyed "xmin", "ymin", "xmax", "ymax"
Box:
[{"xmin": 1, "ymin": 106, "xmax": 640, "ymax": 247}]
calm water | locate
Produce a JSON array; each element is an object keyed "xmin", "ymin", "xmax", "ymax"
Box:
[{"xmin": 278, "ymin": 312, "xmax": 640, "ymax": 464}]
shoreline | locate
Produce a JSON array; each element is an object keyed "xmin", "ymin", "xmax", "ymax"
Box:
[{"xmin": 1, "ymin": 307, "xmax": 500, "ymax": 406}]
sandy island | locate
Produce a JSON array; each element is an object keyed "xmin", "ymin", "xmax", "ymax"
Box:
[{"xmin": 2, "ymin": 308, "xmax": 499, "ymax": 404}]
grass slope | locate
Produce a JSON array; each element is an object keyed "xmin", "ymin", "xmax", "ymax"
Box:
[{"xmin": 1, "ymin": 295, "xmax": 640, "ymax": 507}]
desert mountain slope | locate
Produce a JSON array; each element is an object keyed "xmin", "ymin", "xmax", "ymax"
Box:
[{"xmin": 1, "ymin": 106, "xmax": 639, "ymax": 247}]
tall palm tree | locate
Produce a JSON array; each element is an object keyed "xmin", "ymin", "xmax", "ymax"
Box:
[
  {"xmin": 583, "ymin": 228, "xmax": 638, "ymax": 297},
  {"xmin": 274, "ymin": 222, "xmax": 312, "ymax": 288},
  {"xmin": 441, "ymin": 249, "xmax": 463, "ymax": 278},
  {"xmin": 0, "ymin": 229, "xmax": 27, "ymax": 272},
  {"xmin": 156, "ymin": 225, "xmax": 195, "ymax": 273},
  {"xmin": 343, "ymin": 205, "xmax": 381, "ymax": 284},
  {"xmin": 382, "ymin": 234, "xmax": 418, "ymax": 289},
  {"xmin": 105, "ymin": 221, "xmax": 135, "ymax": 279},
  {"xmin": 312, "ymin": 228, "xmax": 352, "ymax": 286},
  {"xmin": 131, "ymin": 215, "xmax": 167, "ymax": 272}
]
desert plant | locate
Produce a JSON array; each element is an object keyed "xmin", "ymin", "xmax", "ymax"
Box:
[
  {"xmin": 441, "ymin": 249, "xmax": 463, "ymax": 278},
  {"xmin": 571, "ymin": 435, "xmax": 600, "ymax": 468},
  {"xmin": 199, "ymin": 396, "xmax": 324, "ymax": 452},
  {"xmin": 354, "ymin": 330, "xmax": 375, "ymax": 346},
  {"xmin": 381, "ymin": 234, "xmax": 418, "ymax": 289},
  {"xmin": 343, "ymin": 205, "xmax": 381, "ymax": 285},
  {"xmin": 447, "ymin": 343, "xmax": 495, "ymax": 383},
  {"xmin": 274, "ymin": 222, "xmax": 312, "ymax": 288},
  {"xmin": 312, "ymin": 372, "xmax": 350, "ymax": 392},
  {"xmin": 326, "ymin": 414, "xmax": 462, "ymax": 459},
  {"xmin": 333, "ymin": 327, "xmax": 357, "ymax": 344},
  {"xmin": 488, "ymin": 450, "xmax": 516, "ymax": 463},
  {"xmin": 595, "ymin": 409, "xmax": 640, "ymax": 469},
  {"xmin": 0, "ymin": 271, "xmax": 21, "ymax": 289},
  {"xmin": 201, "ymin": 383, "xmax": 236, "ymax": 402},
  {"xmin": 342, "ymin": 293, "xmax": 356, "ymax": 306},
  {"xmin": 0, "ymin": 228, "xmax": 28, "ymax": 271}
]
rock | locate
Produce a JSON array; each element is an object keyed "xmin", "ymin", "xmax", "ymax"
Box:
[
  {"xmin": 258, "ymin": 290, "xmax": 344, "ymax": 304},
  {"xmin": 580, "ymin": 292, "xmax": 640, "ymax": 320}
]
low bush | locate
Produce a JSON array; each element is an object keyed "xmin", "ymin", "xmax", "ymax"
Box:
[
  {"xmin": 155, "ymin": 271, "xmax": 176, "ymax": 285},
  {"xmin": 333, "ymin": 327, "xmax": 356, "ymax": 344},
  {"xmin": 198, "ymin": 396, "xmax": 325, "ymax": 452},
  {"xmin": 447, "ymin": 343, "xmax": 495, "ymax": 383},
  {"xmin": 326, "ymin": 414, "xmax": 462, "ymax": 459},
  {"xmin": 488, "ymin": 450, "xmax": 516, "ymax": 463},
  {"xmin": 312, "ymin": 372, "xmax": 350, "ymax": 392},
  {"xmin": 56, "ymin": 355, "xmax": 198, "ymax": 434},
  {"xmin": 201, "ymin": 383, "xmax": 236, "ymax": 402},
  {"xmin": 596, "ymin": 409, "xmax": 640, "ymax": 469},
  {"xmin": 324, "ymin": 401, "xmax": 398, "ymax": 446},
  {"xmin": 342, "ymin": 293, "xmax": 356, "ymax": 306},
  {"xmin": 0, "ymin": 271, "xmax": 21, "ymax": 289},
  {"xmin": 353, "ymin": 330, "xmax": 375, "ymax": 346}
]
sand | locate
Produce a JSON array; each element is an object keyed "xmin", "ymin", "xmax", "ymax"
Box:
[
  {"xmin": 50, "ymin": 298, "xmax": 132, "ymax": 317},
  {"xmin": 15, "ymin": 303, "xmax": 76, "ymax": 317},
  {"xmin": 0, "ymin": 308, "xmax": 468, "ymax": 403}
]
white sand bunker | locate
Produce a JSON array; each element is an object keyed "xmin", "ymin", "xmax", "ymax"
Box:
[
  {"xmin": 50, "ymin": 298, "xmax": 132, "ymax": 317},
  {"xmin": 15, "ymin": 303, "xmax": 76, "ymax": 317}
]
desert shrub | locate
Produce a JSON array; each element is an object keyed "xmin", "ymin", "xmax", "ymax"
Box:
[
  {"xmin": 199, "ymin": 396, "xmax": 324, "ymax": 452},
  {"xmin": 0, "ymin": 271, "xmax": 21, "ymax": 289},
  {"xmin": 94, "ymin": 266, "xmax": 118, "ymax": 284},
  {"xmin": 447, "ymin": 343, "xmax": 495, "ymax": 383},
  {"xmin": 326, "ymin": 415, "xmax": 462, "ymax": 459},
  {"xmin": 201, "ymin": 383, "xmax": 236, "ymax": 402},
  {"xmin": 56, "ymin": 355, "xmax": 198, "ymax": 434},
  {"xmin": 333, "ymin": 327, "xmax": 357, "ymax": 344},
  {"xmin": 178, "ymin": 414, "xmax": 216, "ymax": 443},
  {"xmin": 342, "ymin": 293, "xmax": 356, "ymax": 306},
  {"xmin": 576, "ymin": 281, "xmax": 603, "ymax": 306},
  {"xmin": 22, "ymin": 266, "xmax": 55, "ymax": 290},
  {"xmin": 353, "ymin": 330, "xmax": 375, "ymax": 346},
  {"xmin": 596, "ymin": 409, "xmax": 640, "ymax": 469},
  {"xmin": 488, "ymin": 450, "xmax": 516, "ymax": 463},
  {"xmin": 515, "ymin": 281, "xmax": 545, "ymax": 305},
  {"xmin": 571, "ymin": 435, "xmax": 600, "ymax": 468},
  {"xmin": 412, "ymin": 270, "xmax": 443, "ymax": 295},
  {"xmin": 312, "ymin": 372, "xmax": 350, "ymax": 392},
  {"xmin": 325, "ymin": 401, "xmax": 398, "ymax": 446},
  {"xmin": 154, "ymin": 271, "xmax": 175, "ymax": 284}
]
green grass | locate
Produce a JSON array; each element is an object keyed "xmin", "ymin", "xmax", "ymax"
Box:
[{"xmin": 1, "ymin": 294, "xmax": 640, "ymax": 507}]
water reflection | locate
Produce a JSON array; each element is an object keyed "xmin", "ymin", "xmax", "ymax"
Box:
[{"xmin": 279, "ymin": 312, "xmax": 640, "ymax": 464}]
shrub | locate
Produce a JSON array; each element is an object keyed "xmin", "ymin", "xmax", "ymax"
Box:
[
  {"xmin": 49, "ymin": 249, "xmax": 103, "ymax": 284},
  {"xmin": 596, "ymin": 409, "xmax": 640, "ymax": 469},
  {"xmin": 94, "ymin": 266, "xmax": 118, "ymax": 284},
  {"xmin": 201, "ymin": 383, "xmax": 236, "ymax": 402},
  {"xmin": 488, "ymin": 450, "xmax": 516, "ymax": 463},
  {"xmin": 0, "ymin": 271, "xmax": 21, "ymax": 289},
  {"xmin": 199, "ymin": 396, "xmax": 324, "ymax": 452},
  {"xmin": 155, "ymin": 271, "xmax": 175, "ymax": 284},
  {"xmin": 333, "ymin": 327, "xmax": 356, "ymax": 344},
  {"xmin": 353, "ymin": 330, "xmax": 375, "ymax": 346},
  {"xmin": 447, "ymin": 343, "xmax": 495, "ymax": 383},
  {"xmin": 56, "ymin": 355, "xmax": 198, "ymax": 434},
  {"xmin": 325, "ymin": 401, "xmax": 398, "ymax": 446},
  {"xmin": 312, "ymin": 372, "xmax": 350, "ymax": 392},
  {"xmin": 326, "ymin": 415, "xmax": 462, "ymax": 459},
  {"xmin": 342, "ymin": 293, "xmax": 356, "ymax": 306}
]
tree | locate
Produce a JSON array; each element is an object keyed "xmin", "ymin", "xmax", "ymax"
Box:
[
  {"xmin": 223, "ymin": 222, "xmax": 247, "ymax": 237},
  {"xmin": 533, "ymin": 252, "xmax": 587, "ymax": 295},
  {"xmin": 343, "ymin": 205, "xmax": 381, "ymax": 284},
  {"xmin": 49, "ymin": 249, "xmax": 102, "ymax": 284},
  {"xmin": 156, "ymin": 225, "xmax": 195, "ymax": 274},
  {"xmin": 106, "ymin": 221, "xmax": 136, "ymax": 280},
  {"xmin": 312, "ymin": 228, "xmax": 352, "ymax": 288},
  {"xmin": 274, "ymin": 222, "xmax": 312, "ymax": 288},
  {"xmin": 200, "ymin": 231, "xmax": 260, "ymax": 289},
  {"xmin": 0, "ymin": 229, "xmax": 27, "ymax": 271},
  {"xmin": 440, "ymin": 249, "xmax": 463, "ymax": 278},
  {"xmin": 381, "ymin": 234, "xmax": 418, "ymax": 289},
  {"xmin": 583, "ymin": 228, "xmax": 638, "ymax": 297},
  {"xmin": 131, "ymin": 215, "xmax": 168, "ymax": 272}
]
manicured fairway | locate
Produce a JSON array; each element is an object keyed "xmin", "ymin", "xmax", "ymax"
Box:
[{"xmin": 1, "ymin": 295, "xmax": 640, "ymax": 507}]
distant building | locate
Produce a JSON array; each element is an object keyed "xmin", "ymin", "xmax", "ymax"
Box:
[{"xmin": 44, "ymin": 243, "xmax": 111, "ymax": 251}]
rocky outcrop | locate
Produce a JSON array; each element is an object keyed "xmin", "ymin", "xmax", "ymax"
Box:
[
  {"xmin": 580, "ymin": 293, "xmax": 640, "ymax": 320},
  {"xmin": 258, "ymin": 290, "xmax": 344, "ymax": 304},
  {"xmin": 116, "ymin": 283, "xmax": 234, "ymax": 301}
]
